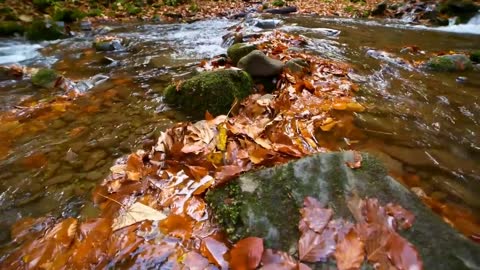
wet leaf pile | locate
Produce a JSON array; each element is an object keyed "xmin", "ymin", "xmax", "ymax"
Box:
[{"xmin": 0, "ymin": 28, "xmax": 425, "ymax": 269}]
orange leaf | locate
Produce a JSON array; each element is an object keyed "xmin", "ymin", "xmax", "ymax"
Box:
[
  {"xmin": 334, "ymin": 229, "xmax": 365, "ymax": 270},
  {"xmin": 229, "ymin": 237, "xmax": 264, "ymax": 270},
  {"xmin": 200, "ymin": 237, "xmax": 229, "ymax": 269}
]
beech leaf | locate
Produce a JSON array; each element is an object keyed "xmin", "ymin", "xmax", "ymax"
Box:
[
  {"xmin": 334, "ymin": 229, "xmax": 365, "ymax": 270},
  {"xmin": 112, "ymin": 202, "xmax": 167, "ymax": 231},
  {"xmin": 298, "ymin": 229, "xmax": 336, "ymax": 263},
  {"xmin": 230, "ymin": 237, "xmax": 264, "ymax": 270}
]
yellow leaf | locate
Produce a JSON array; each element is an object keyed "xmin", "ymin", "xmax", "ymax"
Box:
[
  {"xmin": 112, "ymin": 202, "xmax": 167, "ymax": 231},
  {"xmin": 207, "ymin": 151, "xmax": 223, "ymax": 165},
  {"xmin": 333, "ymin": 102, "xmax": 347, "ymax": 110},
  {"xmin": 216, "ymin": 123, "xmax": 227, "ymax": 151},
  {"xmin": 346, "ymin": 102, "xmax": 365, "ymax": 112},
  {"xmin": 320, "ymin": 121, "xmax": 337, "ymax": 131}
]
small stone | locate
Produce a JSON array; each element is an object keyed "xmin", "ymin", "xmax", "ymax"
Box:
[
  {"xmin": 237, "ymin": 50, "xmax": 284, "ymax": 77},
  {"xmin": 80, "ymin": 20, "xmax": 92, "ymax": 31},
  {"xmin": 456, "ymin": 76, "xmax": 468, "ymax": 83}
]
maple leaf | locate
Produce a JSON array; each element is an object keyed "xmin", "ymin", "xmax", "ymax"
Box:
[
  {"xmin": 112, "ymin": 202, "xmax": 167, "ymax": 231},
  {"xmin": 229, "ymin": 237, "xmax": 264, "ymax": 270},
  {"xmin": 298, "ymin": 228, "xmax": 336, "ymax": 263},
  {"xmin": 334, "ymin": 229, "xmax": 365, "ymax": 270}
]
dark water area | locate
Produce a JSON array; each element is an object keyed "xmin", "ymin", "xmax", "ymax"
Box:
[{"xmin": 0, "ymin": 15, "xmax": 479, "ymax": 252}]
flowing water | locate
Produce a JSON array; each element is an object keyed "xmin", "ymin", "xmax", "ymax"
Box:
[{"xmin": 0, "ymin": 15, "xmax": 479, "ymax": 251}]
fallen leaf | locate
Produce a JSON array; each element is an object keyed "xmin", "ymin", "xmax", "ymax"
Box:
[
  {"xmin": 216, "ymin": 123, "xmax": 228, "ymax": 151},
  {"xmin": 334, "ymin": 229, "xmax": 365, "ymax": 270},
  {"xmin": 385, "ymin": 203, "xmax": 415, "ymax": 230},
  {"xmin": 229, "ymin": 237, "xmax": 264, "ymax": 270},
  {"xmin": 386, "ymin": 232, "xmax": 423, "ymax": 270},
  {"xmin": 183, "ymin": 251, "xmax": 210, "ymax": 270},
  {"xmin": 302, "ymin": 207, "xmax": 333, "ymax": 233},
  {"xmin": 112, "ymin": 202, "xmax": 166, "ymax": 231},
  {"xmin": 298, "ymin": 229, "xmax": 336, "ymax": 263},
  {"xmin": 346, "ymin": 151, "xmax": 362, "ymax": 169},
  {"xmin": 201, "ymin": 237, "xmax": 229, "ymax": 269}
]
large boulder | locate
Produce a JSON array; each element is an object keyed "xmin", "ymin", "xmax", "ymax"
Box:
[
  {"xmin": 163, "ymin": 69, "xmax": 253, "ymax": 116},
  {"xmin": 206, "ymin": 151, "xmax": 480, "ymax": 269},
  {"xmin": 237, "ymin": 50, "xmax": 284, "ymax": 77},
  {"xmin": 425, "ymin": 54, "xmax": 473, "ymax": 72},
  {"xmin": 227, "ymin": 43, "xmax": 257, "ymax": 65}
]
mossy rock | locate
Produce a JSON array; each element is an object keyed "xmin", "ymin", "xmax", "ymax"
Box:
[
  {"xmin": 227, "ymin": 43, "xmax": 257, "ymax": 65},
  {"xmin": 52, "ymin": 8, "xmax": 86, "ymax": 23},
  {"xmin": 237, "ymin": 50, "xmax": 284, "ymax": 77},
  {"xmin": 437, "ymin": 0, "xmax": 479, "ymax": 23},
  {"xmin": 93, "ymin": 39, "xmax": 125, "ymax": 51},
  {"xmin": 425, "ymin": 54, "xmax": 473, "ymax": 72},
  {"xmin": 163, "ymin": 69, "xmax": 253, "ymax": 116},
  {"xmin": 26, "ymin": 20, "xmax": 66, "ymax": 41},
  {"xmin": 0, "ymin": 21, "xmax": 25, "ymax": 37},
  {"xmin": 206, "ymin": 151, "xmax": 480, "ymax": 269},
  {"xmin": 285, "ymin": 58, "xmax": 309, "ymax": 76},
  {"xmin": 31, "ymin": 69, "xmax": 59, "ymax": 88},
  {"xmin": 470, "ymin": 50, "xmax": 480, "ymax": 63}
]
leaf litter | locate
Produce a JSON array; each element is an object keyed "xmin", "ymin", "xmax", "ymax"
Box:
[{"xmin": 1, "ymin": 29, "xmax": 424, "ymax": 270}]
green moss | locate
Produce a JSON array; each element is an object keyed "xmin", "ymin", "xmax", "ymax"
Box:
[
  {"xmin": 470, "ymin": 50, "xmax": 480, "ymax": 63},
  {"xmin": 163, "ymin": 69, "xmax": 253, "ymax": 116},
  {"xmin": 33, "ymin": 0, "xmax": 55, "ymax": 11},
  {"xmin": 272, "ymin": 0, "xmax": 285, "ymax": 7},
  {"xmin": 31, "ymin": 69, "xmax": 58, "ymax": 88},
  {"xmin": 52, "ymin": 8, "xmax": 86, "ymax": 22},
  {"xmin": 0, "ymin": 7, "xmax": 18, "ymax": 21},
  {"xmin": 0, "ymin": 21, "xmax": 25, "ymax": 37},
  {"xmin": 26, "ymin": 20, "xmax": 66, "ymax": 41},
  {"xmin": 126, "ymin": 4, "xmax": 142, "ymax": 15},
  {"xmin": 426, "ymin": 54, "xmax": 473, "ymax": 72},
  {"xmin": 227, "ymin": 43, "xmax": 257, "ymax": 65}
]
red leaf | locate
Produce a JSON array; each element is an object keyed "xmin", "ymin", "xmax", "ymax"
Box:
[
  {"xmin": 229, "ymin": 237, "xmax": 264, "ymax": 270},
  {"xmin": 334, "ymin": 229, "xmax": 365, "ymax": 270},
  {"xmin": 298, "ymin": 228, "xmax": 336, "ymax": 263},
  {"xmin": 261, "ymin": 249, "xmax": 297, "ymax": 270}
]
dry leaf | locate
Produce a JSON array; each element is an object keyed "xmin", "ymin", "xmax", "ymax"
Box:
[
  {"xmin": 334, "ymin": 229, "xmax": 365, "ymax": 270},
  {"xmin": 112, "ymin": 202, "xmax": 166, "ymax": 231},
  {"xmin": 229, "ymin": 237, "xmax": 264, "ymax": 270}
]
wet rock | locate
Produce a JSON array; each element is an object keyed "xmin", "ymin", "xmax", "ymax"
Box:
[
  {"xmin": 206, "ymin": 151, "xmax": 480, "ymax": 269},
  {"xmin": 430, "ymin": 175, "xmax": 480, "ymax": 209},
  {"xmin": 263, "ymin": 6, "xmax": 297, "ymax": 14},
  {"xmin": 80, "ymin": 20, "xmax": 92, "ymax": 31},
  {"xmin": 285, "ymin": 58, "xmax": 309, "ymax": 76},
  {"xmin": 26, "ymin": 20, "xmax": 66, "ymax": 41},
  {"xmin": 456, "ymin": 76, "xmax": 468, "ymax": 83},
  {"xmin": 470, "ymin": 50, "xmax": 480, "ymax": 63},
  {"xmin": 253, "ymin": 19, "xmax": 282, "ymax": 29},
  {"xmin": 31, "ymin": 68, "xmax": 59, "ymax": 88},
  {"xmin": 163, "ymin": 69, "xmax": 253, "ymax": 116},
  {"xmin": 75, "ymin": 74, "xmax": 109, "ymax": 92},
  {"xmin": 425, "ymin": 54, "xmax": 473, "ymax": 72},
  {"xmin": 85, "ymin": 171, "xmax": 104, "ymax": 181},
  {"xmin": 0, "ymin": 21, "xmax": 25, "ymax": 37},
  {"xmin": 372, "ymin": 1, "xmax": 388, "ymax": 16},
  {"xmin": 237, "ymin": 50, "xmax": 284, "ymax": 77},
  {"xmin": 93, "ymin": 38, "xmax": 125, "ymax": 52},
  {"xmin": 227, "ymin": 43, "xmax": 257, "ymax": 65}
]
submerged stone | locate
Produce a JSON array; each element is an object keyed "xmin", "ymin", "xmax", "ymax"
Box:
[
  {"xmin": 207, "ymin": 151, "xmax": 480, "ymax": 269},
  {"xmin": 163, "ymin": 69, "xmax": 253, "ymax": 116},
  {"xmin": 227, "ymin": 43, "xmax": 257, "ymax": 65},
  {"xmin": 425, "ymin": 54, "xmax": 473, "ymax": 72},
  {"xmin": 237, "ymin": 50, "xmax": 284, "ymax": 77}
]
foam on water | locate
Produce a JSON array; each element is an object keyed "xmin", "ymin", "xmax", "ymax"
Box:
[{"xmin": 0, "ymin": 41, "xmax": 42, "ymax": 65}]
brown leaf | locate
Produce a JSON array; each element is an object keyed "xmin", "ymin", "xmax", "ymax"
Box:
[
  {"xmin": 261, "ymin": 249, "xmax": 297, "ymax": 269},
  {"xmin": 301, "ymin": 207, "xmax": 333, "ymax": 233},
  {"xmin": 230, "ymin": 237, "xmax": 264, "ymax": 270},
  {"xmin": 346, "ymin": 151, "xmax": 362, "ymax": 169},
  {"xmin": 385, "ymin": 203, "xmax": 415, "ymax": 230},
  {"xmin": 183, "ymin": 251, "xmax": 210, "ymax": 270},
  {"xmin": 386, "ymin": 232, "xmax": 423, "ymax": 270},
  {"xmin": 334, "ymin": 229, "xmax": 365, "ymax": 270},
  {"xmin": 215, "ymin": 165, "xmax": 244, "ymax": 184},
  {"xmin": 298, "ymin": 228, "xmax": 336, "ymax": 263}
]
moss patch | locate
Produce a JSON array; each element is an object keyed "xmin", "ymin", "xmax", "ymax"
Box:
[
  {"xmin": 26, "ymin": 20, "xmax": 66, "ymax": 41},
  {"xmin": 470, "ymin": 50, "xmax": 480, "ymax": 63},
  {"xmin": 31, "ymin": 69, "xmax": 58, "ymax": 88},
  {"xmin": 163, "ymin": 69, "xmax": 253, "ymax": 116},
  {"xmin": 425, "ymin": 54, "xmax": 473, "ymax": 72},
  {"xmin": 0, "ymin": 21, "xmax": 25, "ymax": 37},
  {"xmin": 227, "ymin": 43, "xmax": 257, "ymax": 65}
]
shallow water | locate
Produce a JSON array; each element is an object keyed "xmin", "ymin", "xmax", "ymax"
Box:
[{"xmin": 0, "ymin": 15, "xmax": 479, "ymax": 250}]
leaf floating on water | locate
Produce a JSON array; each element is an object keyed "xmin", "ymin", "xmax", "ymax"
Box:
[
  {"xmin": 112, "ymin": 202, "xmax": 166, "ymax": 231},
  {"xmin": 229, "ymin": 237, "xmax": 264, "ymax": 270},
  {"xmin": 334, "ymin": 229, "xmax": 365, "ymax": 270}
]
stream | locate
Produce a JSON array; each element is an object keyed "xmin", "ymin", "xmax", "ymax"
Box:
[{"xmin": 0, "ymin": 15, "xmax": 479, "ymax": 252}]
